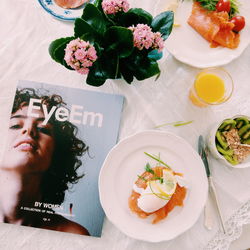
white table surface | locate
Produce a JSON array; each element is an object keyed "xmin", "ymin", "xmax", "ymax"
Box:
[{"xmin": 1, "ymin": 1, "xmax": 250, "ymax": 249}]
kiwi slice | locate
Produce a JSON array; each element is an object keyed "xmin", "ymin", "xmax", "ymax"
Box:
[
  {"xmin": 218, "ymin": 119, "xmax": 236, "ymax": 131},
  {"xmin": 224, "ymin": 155, "xmax": 239, "ymax": 165},
  {"xmin": 242, "ymin": 138, "xmax": 250, "ymax": 144},
  {"xmin": 234, "ymin": 117, "xmax": 249, "ymax": 129},
  {"xmin": 216, "ymin": 145, "xmax": 233, "ymax": 156},
  {"xmin": 238, "ymin": 124, "xmax": 250, "ymax": 138},
  {"xmin": 242, "ymin": 130, "xmax": 250, "ymax": 140},
  {"xmin": 216, "ymin": 131, "xmax": 229, "ymax": 150}
]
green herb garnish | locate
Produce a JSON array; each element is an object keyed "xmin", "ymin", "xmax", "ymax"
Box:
[
  {"xmin": 137, "ymin": 175, "xmax": 147, "ymax": 182},
  {"xmin": 155, "ymin": 120, "xmax": 193, "ymax": 128},
  {"xmin": 174, "ymin": 120, "xmax": 194, "ymax": 127},
  {"xmin": 145, "ymin": 163, "xmax": 155, "ymax": 174},
  {"xmin": 144, "ymin": 162, "xmax": 165, "ymax": 182},
  {"xmin": 228, "ymin": 0, "xmax": 240, "ymax": 18},
  {"xmin": 194, "ymin": 0, "xmax": 240, "ymax": 18},
  {"xmin": 148, "ymin": 181, "xmax": 170, "ymax": 200},
  {"xmin": 195, "ymin": 0, "xmax": 218, "ymax": 11},
  {"xmin": 144, "ymin": 152, "xmax": 171, "ymax": 169}
]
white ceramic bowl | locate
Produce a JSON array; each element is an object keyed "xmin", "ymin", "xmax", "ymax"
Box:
[{"xmin": 207, "ymin": 115, "xmax": 250, "ymax": 168}]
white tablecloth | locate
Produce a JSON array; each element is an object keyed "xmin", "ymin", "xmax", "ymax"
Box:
[{"xmin": 1, "ymin": 1, "xmax": 250, "ymax": 249}]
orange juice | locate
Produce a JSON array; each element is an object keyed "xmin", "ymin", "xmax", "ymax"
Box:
[
  {"xmin": 195, "ymin": 73, "xmax": 225, "ymax": 103},
  {"xmin": 189, "ymin": 69, "xmax": 232, "ymax": 107}
]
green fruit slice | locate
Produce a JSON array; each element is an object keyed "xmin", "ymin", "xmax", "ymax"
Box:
[
  {"xmin": 234, "ymin": 117, "xmax": 249, "ymax": 129},
  {"xmin": 218, "ymin": 119, "xmax": 236, "ymax": 131},
  {"xmin": 238, "ymin": 124, "xmax": 250, "ymax": 138},
  {"xmin": 224, "ymin": 155, "xmax": 239, "ymax": 165},
  {"xmin": 216, "ymin": 131, "xmax": 229, "ymax": 150},
  {"xmin": 216, "ymin": 145, "xmax": 234, "ymax": 156}
]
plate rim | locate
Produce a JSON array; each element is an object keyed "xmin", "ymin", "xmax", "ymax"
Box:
[
  {"xmin": 99, "ymin": 130, "xmax": 208, "ymax": 242},
  {"xmin": 38, "ymin": 0, "xmax": 81, "ymax": 21}
]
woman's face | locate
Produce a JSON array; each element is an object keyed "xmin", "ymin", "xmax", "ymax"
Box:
[{"xmin": 1, "ymin": 105, "xmax": 55, "ymax": 174}]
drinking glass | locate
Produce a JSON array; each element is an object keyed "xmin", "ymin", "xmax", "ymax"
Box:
[{"xmin": 189, "ymin": 68, "xmax": 234, "ymax": 107}]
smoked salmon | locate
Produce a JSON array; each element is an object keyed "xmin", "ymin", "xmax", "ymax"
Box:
[
  {"xmin": 188, "ymin": 2, "xmax": 240, "ymax": 49},
  {"xmin": 128, "ymin": 166, "xmax": 187, "ymax": 224}
]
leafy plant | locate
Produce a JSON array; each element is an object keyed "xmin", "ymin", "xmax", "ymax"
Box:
[{"xmin": 49, "ymin": 0, "xmax": 174, "ymax": 86}]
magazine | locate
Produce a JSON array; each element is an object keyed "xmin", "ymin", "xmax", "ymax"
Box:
[{"xmin": 0, "ymin": 80, "xmax": 124, "ymax": 237}]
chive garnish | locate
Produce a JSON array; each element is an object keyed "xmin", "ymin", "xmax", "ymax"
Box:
[
  {"xmin": 144, "ymin": 152, "xmax": 171, "ymax": 169},
  {"xmin": 174, "ymin": 120, "xmax": 193, "ymax": 127},
  {"xmin": 145, "ymin": 163, "xmax": 155, "ymax": 174},
  {"xmin": 155, "ymin": 120, "xmax": 193, "ymax": 128},
  {"xmin": 148, "ymin": 181, "xmax": 170, "ymax": 201},
  {"xmin": 137, "ymin": 175, "xmax": 147, "ymax": 182}
]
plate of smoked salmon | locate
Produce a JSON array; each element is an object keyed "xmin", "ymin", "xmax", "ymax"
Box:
[
  {"xmin": 38, "ymin": 0, "xmax": 89, "ymax": 21},
  {"xmin": 155, "ymin": 0, "xmax": 250, "ymax": 68},
  {"xmin": 99, "ymin": 131, "xmax": 208, "ymax": 242}
]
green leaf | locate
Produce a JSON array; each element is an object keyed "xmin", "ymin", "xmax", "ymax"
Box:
[
  {"xmin": 86, "ymin": 52, "xmax": 119, "ymax": 86},
  {"xmin": 151, "ymin": 11, "xmax": 174, "ymax": 40},
  {"xmin": 81, "ymin": 4, "xmax": 110, "ymax": 34},
  {"xmin": 120, "ymin": 63, "xmax": 134, "ymax": 84},
  {"xmin": 135, "ymin": 60, "xmax": 160, "ymax": 80},
  {"xmin": 93, "ymin": 0, "xmax": 103, "ymax": 10},
  {"xmin": 124, "ymin": 50, "xmax": 160, "ymax": 81},
  {"xmin": 63, "ymin": 60, "xmax": 74, "ymax": 70},
  {"xmin": 49, "ymin": 37, "xmax": 74, "ymax": 63},
  {"xmin": 105, "ymin": 26, "xmax": 134, "ymax": 58},
  {"xmin": 86, "ymin": 61, "xmax": 107, "ymax": 86},
  {"xmin": 101, "ymin": 52, "xmax": 120, "ymax": 79},
  {"xmin": 119, "ymin": 8, "xmax": 153, "ymax": 27},
  {"xmin": 74, "ymin": 18, "xmax": 98, "ymax": 42},
  {"xmin": 148, "ymin": 50, "xmax": 163, "ymax": 61}
]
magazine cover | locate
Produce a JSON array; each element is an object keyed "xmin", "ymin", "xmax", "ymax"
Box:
[{"xmin": 0, "ymin": 80, "xmax": 124, "ymax": 237}]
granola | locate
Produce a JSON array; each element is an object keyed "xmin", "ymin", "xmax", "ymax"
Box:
[{"xmin": 224, "ymin": 128, "xmax": 250, "ymax": 163}]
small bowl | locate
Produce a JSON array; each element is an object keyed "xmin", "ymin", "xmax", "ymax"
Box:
[{"xmin": 207, "ymin": 115, "xmax": 250, "ymax": 168}]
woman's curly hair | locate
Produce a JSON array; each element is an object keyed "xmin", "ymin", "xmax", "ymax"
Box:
[{"xmin": 12, "ymin": 88, "xmax": 88, "ymax": 205}]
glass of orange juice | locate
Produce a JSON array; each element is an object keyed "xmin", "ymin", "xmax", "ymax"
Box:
[{"xmin": 189, "ymin": 68, "xmax": 234, "ymax": 107}]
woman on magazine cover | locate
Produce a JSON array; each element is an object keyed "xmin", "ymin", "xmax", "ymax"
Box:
[{"xmin": 0, "ymin": 88, "xmax": 90, "ymax": 235}]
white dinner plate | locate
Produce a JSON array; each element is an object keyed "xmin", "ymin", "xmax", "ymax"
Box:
[
  {"xmin": 154, "ymin": 0, "xmax": 250, "ymax": 68},
  {"xmin": 38, "ymin": 0, "xmax": 91, "ymax": 21},
  {"xmin": 99, "ymin": 130, "xmax": 208, "ymax": 242}
]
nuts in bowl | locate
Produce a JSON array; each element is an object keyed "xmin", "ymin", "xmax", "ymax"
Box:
[{"xmin": 207, "ymin": 115, "xmax": 250, "ymax": 168}]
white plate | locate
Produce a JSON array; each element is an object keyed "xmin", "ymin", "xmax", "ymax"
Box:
[
  {"xmin": 154, "ymin": 0, "xmax": 250, "ymax": 68},
  {"xmin": 38, "ymin": 0, "xmax": 90, "ymax": 21},
  {"xmin": 99, "ymin": 130, "xmax": 208, "ymax": 242}
]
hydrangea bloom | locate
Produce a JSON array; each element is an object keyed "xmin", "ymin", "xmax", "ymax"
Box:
[
  {"xmin": 102, "ymin": 0, "xmax": 129, "ymax": 15},
  {"xmin": 64, "ymin": 38, "xmax": 97, "ymax": 75},
  {"xmin": 129, "ymin": 24, "xmax": 164, "ymax": 52}
]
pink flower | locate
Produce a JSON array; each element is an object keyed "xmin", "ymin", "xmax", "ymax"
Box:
[
  {"xmin": 77, "ymin": 68, "xmax": 89, "ymax": 75},
  {"xmin": 152, "ymin": 32, "xmax": 164, "ymax": 52},
  {"xmin": 129, "ymin": 24, "xmax": 164, "ymax": 52},
  {"xmin": 74, "ymin": 48, "xmax": 87, "ymax": 61},
  {"xmin": 64, "ymin": 38, "xmax": 97, "ymax": 75},
  {"xmin": 102, "ymin": 0, "xmax": 129, "ymax": 15}
]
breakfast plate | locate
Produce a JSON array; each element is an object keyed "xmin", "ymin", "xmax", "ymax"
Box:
[
  {"xmin": 99, "ymin": 130, "xmax": 208, "ymax": 242},
  {"xmin": 154, "ymin": 0, "xmax": 250, "ymax": 68},
  {"xmin": 38, "ymin": 0, "xmax": 90, "ymax": 21}
]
